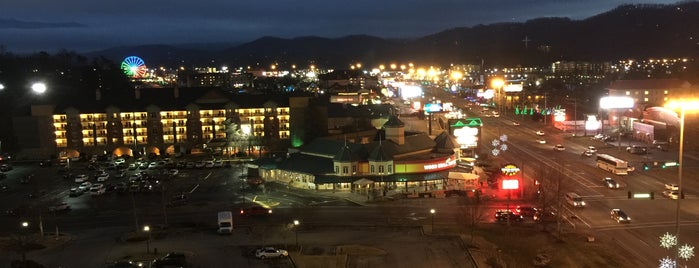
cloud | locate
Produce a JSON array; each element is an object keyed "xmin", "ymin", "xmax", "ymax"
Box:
[{"xmin": 0, "ymin": 18, "xmax": 86, "ymax": 29}]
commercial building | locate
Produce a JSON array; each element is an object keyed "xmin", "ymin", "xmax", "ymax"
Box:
[{"xmin": 257, "ymin": 116, "xmax": 465, "ymax": 193}]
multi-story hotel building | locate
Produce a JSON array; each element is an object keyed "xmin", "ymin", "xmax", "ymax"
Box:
[{"xmin": 19, "ymin": 87, "xmax": 298, "ymax": 159}]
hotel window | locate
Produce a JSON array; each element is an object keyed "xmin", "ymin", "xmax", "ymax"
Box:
[
  {"xmin": 352, "ymin": 165, "xmax": 357, "ymax": 174},
  {"xmin": 335, "ymin": 166, "xmax": 339, "ymax": 174},
  {"xmin": 644, "ymin": 98, "xmax": 649, "ymax": 102},
  {"xmin": 342, "ymin": 166, "xmax": 348, "ymax": 174},
  {"xmin": 625, "ymin": 91, "xmax": 630, "ymax": 95},
  {"xmin": 664, "ymin": 90, "xmax": 668, "ymax": 94},
  {"xmin": 388, "ymin": 165, "xmax": 392, "ymax": 173},
  {"xmin": 644, "ymin": 90, "xmax": 649, "ymax": 95},
  {"xmin": 370, "ymin": 165, "xmax": 375, "ymax": 173},
  {"xmin": 378, "ymin": 165, "xmax": 385, "ymax": 173}
]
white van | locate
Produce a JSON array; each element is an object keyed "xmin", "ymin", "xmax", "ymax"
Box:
[
  {"xmin": 565, "ymin": 192, "xmax": 586, "ymax": 208},
  {"xmin": 218, "ymin": 211, "xmax": 233, "ymax": 234}
]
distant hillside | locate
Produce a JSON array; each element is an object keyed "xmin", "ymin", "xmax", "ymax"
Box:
[{"xmin": 88, "ymin": 2, "xmax": 699, "ymax": 68}]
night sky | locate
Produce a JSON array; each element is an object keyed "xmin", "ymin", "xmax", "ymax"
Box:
[{"xmin": 0, "ymin": 0, "xmax": 681, "ymax": 53}]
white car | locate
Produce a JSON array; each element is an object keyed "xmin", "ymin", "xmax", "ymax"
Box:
[
  {"xmin": 537, "ymin": 139, "xmax": 546, "ymax": 144},
  {"xmin": 78, "ymin": 181, "xmax": 92, "ymax": 191},
  {"xmin": 587, "ymin": 146, "xmax": 597, "ymax": 153},
  {"xmin": 663, "ymin": 190, "xmax": 679, "ymax": 200},
  {"xmin": 89, "ymin": 183, "xmax": 106, "ymax": 195},
  {"xmin": 665, "ymin": 183, "xmax": 679, "ymax": 191},
  {"xmin": 553, "ymin": 144, "xmax": 566, "ymax": 151},
  {"xmin": 96, "ymin": 173, "xmax": 110, "ymax": 182},
  {"xmin": 114, "ymin": 158, "xmax": 125, "ymax": 165},
  {"xmin": 48, "ymin": 202, "xmax": 71, "ymax": 212},
  {"xmin": 148, "ymin": 162, "xmax": 158, "ymax": 169},
  {"xmin": 74, "ymin": 174, "xmax": 89, "ymax": 183},
  {"xmin": 204, "ymin": 160, "xmax": 214, "ymax": 168},
  {"xmin": 168, "ymin": 169, "xmax": 179, "ymax": 176},
  {"xmin": 536, "ymin": 130, "xmax": 545, "ymax": 136},
  {"xmin": 254, "ymin": 247, "xmax": 289, "ymax": 259}
]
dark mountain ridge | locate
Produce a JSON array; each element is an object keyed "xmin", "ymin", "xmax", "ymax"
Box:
[{"xmin": 86, "ymin": 1, "xmax": 699, "ymax": 68}]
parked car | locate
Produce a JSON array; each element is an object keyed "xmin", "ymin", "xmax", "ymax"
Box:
[
  {"xmin": 96, "ymin": 173, "xmax": 110, "ymax": 182},
  {"xmin": 48, "ymin": 202, "xmax": 71, "ymax": 212},
  {"xmin": 515, "ymin": 206, "xmax": 538, "ymax": 217},
  {"xmin": 167, "ymin": 194, "xmax": 189, "ymax": 207},
  {"xmin": 0, "ymin": 164, "xmax": 13, "ymax": 172},
  {"xmin": 74, "ymin": 174, "xmax": 89, "ymax": 183},
  {"xmin": 69, "ymin": 187, "xmax": 84, "ymax": 197},
  {"xmin": 627, "ymin": 145, "xmax": 648, "ymax": 154},
  {"xmin": 610, "ymin": 208, "xmax": 631, "ymax": 223},
  {"xmin": 533, "ymin": 210, "xmax": 558, "ymax": 223},
  {"xmin": 151, "ymin": 252, "xmax": 186, "ymax": 268},
  {"xmin": 494, "ymin": 209, "xmax": 523, "ymax": 222},
  {"xmin": 78, "ymin": 181, "xmax": 92, "ymax": 191},
  {"xmin": 89, "ymin": 183, "xmax": 106, "ymax": 196},
  {"xmin": 255, "ymin": 247, "xmax": 289, "ymax": 259},
  {"xmin": 239, "ymin": 205, "xmax": 273, "ymax": 216}
]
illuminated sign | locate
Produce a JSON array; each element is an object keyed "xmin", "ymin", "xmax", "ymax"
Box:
[
  {"xmin": 393, "ymin": 155, "xmax": 457, "ymax": 173},
  {"xmin": 503, "ymin": 83, "xmax": 523, "ymax": 92},
  {"xmin": 423, "ymin": 157, "xmax": 457, "ymax": 171},
  {"xmin": 331, "ymin": 95, "xmax": 360, "ymax": 104},
  {"xmin": 554, "ymin": 109, "xmax": 566, "ymax": 122},
  {"xmin": 585, "ymin": 115, "xmax": 601, "ymax": 131},
  {"xmin": 501, "ymin": 179, "xmax": 519, "ymax": 190},
  {"xmin": 600, "ymin": 96, "xmax": 634, "ymax": 109},
  {"xmin": 500, "ymin": 164, "xmax": 520, "ymax": 176},
  {"xmin": 424, "ymin": 103, "xmax": 443, "ymax": 112}
]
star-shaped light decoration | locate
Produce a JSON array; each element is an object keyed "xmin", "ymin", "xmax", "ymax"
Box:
[
  {"xmin": 499, "ymin": 134, "xmax": 508, "ymax": 143},
  {"xmin": 679, "ymin": 244, "xmax": 695, "ymax": 260},
  {"xmin": 491, "ymin": 148, "xmax": 500, "ymax": 156},
  {"xmin": 492, "ymin": 139, "xmax": 500, "ymax": 147},
  {"xmin": 660, "ymin": 232, "xmax": 678, "ymax": 249},
  {"xmin": 659, "ymin": 256, "xmax": 676, "ymax": 268}
]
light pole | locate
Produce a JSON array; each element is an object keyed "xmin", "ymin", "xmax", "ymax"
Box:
[
  {"xmin": 143, "ymin": 225, "xmax": 151, "ymax": 254},
  {"xmin": 293, "ymin": 220, "xmax": 300, "ymax": 248},
  {"xmin": 430, "ymin": 209, "xmax": 436, "ymax": 232},
  {"xmin": 20, "ymin": 221, "xmax": 29, "ymax": 264},
  {"xmin": 666, "ymin": 99, "xmax": 699, "ymax": 266}
]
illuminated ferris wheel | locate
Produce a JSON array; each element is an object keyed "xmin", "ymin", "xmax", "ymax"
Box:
[{"xmin": 121, "ymin": 56, "xmax": 147, "ymax": 78}]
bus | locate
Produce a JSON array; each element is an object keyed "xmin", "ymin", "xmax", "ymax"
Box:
[{"xmin": 596, "ymin": 154, "xmax": 628, "ymax": 175}]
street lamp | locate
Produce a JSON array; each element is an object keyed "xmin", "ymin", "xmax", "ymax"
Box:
[
  {"xmin": 31, "ymin": 82, "xmax": 47, "ymax": 95},
  {"xmin": 20, "ymin": 221, "xmax": 29, "ymax": 264},
  {"xmin": 293, "ymin": 220, "xmax": 300, "ymax": 248},
  {"xmin": 430, "ymin": 209, "xmax": 436, "ymax": 232},
  {"xmin": 665, "ymin": 99, "xmax": 699, "ymax": 266},
  {"xmin": 143, "ymin": 225, "xmax": 151, "ymax": 253}
]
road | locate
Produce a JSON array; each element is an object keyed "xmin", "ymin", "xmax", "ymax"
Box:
[{"xmin": 439, "ymin": 89, "xmax": 699, "ymax": 267}]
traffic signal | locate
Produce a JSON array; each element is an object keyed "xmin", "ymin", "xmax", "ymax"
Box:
[
  {"xmin": 628, "ymin": 191, "xmax": 632, "ymax": 199},
  {"xmin": 681, "ymin": 190, "xmax": 685, "ymax": 199},
  {"xmin": 650, "ymin": 191, "xmax": 654, "ymax": 200},
  {"xmin": 643, "ymin": 163, "xmax": 649, "ymax": 171},
  {"xmin": 662, "ymin": 162, "xmax": 667, "ymax": 169}
]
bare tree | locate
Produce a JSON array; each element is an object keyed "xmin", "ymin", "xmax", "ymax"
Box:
[
  {"xmin": 460, "ymin": 191, "xmax": 488, "ymax": 244},
  {"xmin": 531, "ymin": 163, "xmax": 567, "ymax": 239}
]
